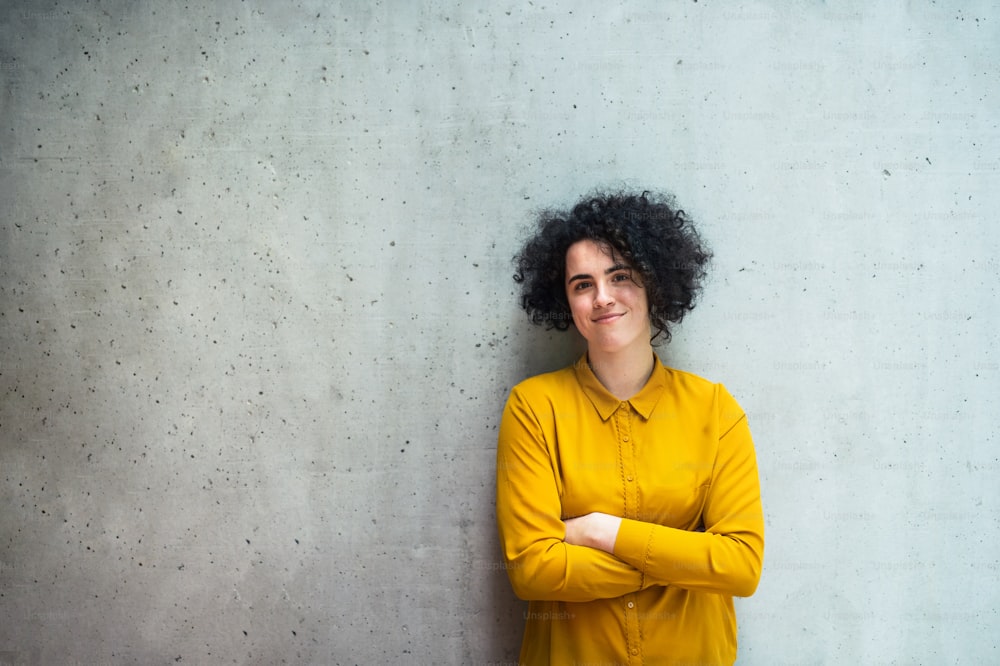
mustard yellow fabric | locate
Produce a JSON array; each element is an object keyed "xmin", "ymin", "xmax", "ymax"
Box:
[{"xmin": 496, "ymin": 354, "xmax": 764, "ymax": 665}]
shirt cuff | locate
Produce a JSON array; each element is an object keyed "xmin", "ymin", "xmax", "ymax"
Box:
[{"xmin": 613, "ymin": 518, "xmax": 655, "ymax": 573}]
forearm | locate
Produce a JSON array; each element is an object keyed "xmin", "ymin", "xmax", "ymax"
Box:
[
  {"xmin": 502, "ymin": 536, "xmax": 644, "ymax": 602},
  {"xmin": 613, "ymin": 518, "xmax": 763, "ymax": 597}
]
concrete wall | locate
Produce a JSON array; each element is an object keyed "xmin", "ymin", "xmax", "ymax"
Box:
[{"xmin": 1, "ymin": 1, "xmax": 997, "ymax": 663}]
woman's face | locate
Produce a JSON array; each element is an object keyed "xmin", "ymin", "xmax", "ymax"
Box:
[{"xmin": 565, "ymin": 239, "xmax": 651, "ymax": 355}]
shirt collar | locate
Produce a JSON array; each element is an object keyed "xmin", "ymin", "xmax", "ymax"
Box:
[{"xmin": 572, "ymin": 353, "xmax": 667, "ymax": 421}]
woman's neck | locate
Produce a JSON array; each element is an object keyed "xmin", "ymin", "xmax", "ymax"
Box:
[{"xmin": 586, "ymin": 343, "xmax": 656, "ymax": 400}]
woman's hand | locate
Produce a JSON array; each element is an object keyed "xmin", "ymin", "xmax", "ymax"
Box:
[{"xmin": 564, "ymin": 512, "xmax": 623, "ymax": 554}]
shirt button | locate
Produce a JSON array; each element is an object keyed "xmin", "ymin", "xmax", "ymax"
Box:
[
  {"xmin": 627, "ymin": 601, "xmax": 635, "ymax": 609},
  {"xmin": 626, "ymin": 475, "xmax": 634, "ymax": 482},
  {"xmin": 631, "ymin": 647, "xmax": 639, "ymax": 656}
]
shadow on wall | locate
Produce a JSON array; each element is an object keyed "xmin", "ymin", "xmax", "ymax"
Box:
[
  {"xmin": 515, "ymin": 326, "xmax": 589, "ymax": 381},
  {"xmin": 485, "ymin": 326, "xmax": 586, "ymax": 658}
]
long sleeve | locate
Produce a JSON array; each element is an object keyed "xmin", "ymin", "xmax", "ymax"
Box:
[
  {"xmin": 612, "ymin": 384, "xmax": 765, "ymax": 597},
  {"xmin": 499, "ymin": 360, "xmax": 763, "ymax": 664},
  {"xmin": 496, "ymin": 384, "xmax": 644, "ymax": 602}
]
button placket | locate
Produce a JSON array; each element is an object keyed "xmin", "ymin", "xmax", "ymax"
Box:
[
  {"xmin": 618, "ymin": 402, "xmax": 642, "ymax": 663},
  {"xmin": 619, "ymin": 403, "xmax": 638, "ymax": 520}
]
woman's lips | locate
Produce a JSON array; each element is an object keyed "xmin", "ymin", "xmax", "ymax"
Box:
[{"xmin": 593, "ymin": 312, "xmax": 624, "ymax": 324}]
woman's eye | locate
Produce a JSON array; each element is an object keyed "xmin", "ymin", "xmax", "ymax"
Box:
[
  {"xmin": 612, "ymin": 272, "xmax": 631, "ymax": 282},
  {"xmin": 574, "ymin": 281, "xmax": 592, "ymax": 291}
]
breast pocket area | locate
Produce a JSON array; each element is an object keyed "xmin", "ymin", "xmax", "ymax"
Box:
[
  {"xmin": 558, "ymin": 456, "xmax": 624, "ymax": 520},
  {"xmin": 637, "ymin": 480, "xmax": 711, "ymax": 531}
]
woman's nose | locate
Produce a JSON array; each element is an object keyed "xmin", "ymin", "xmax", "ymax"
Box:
[{"xmin": 593, "ymin": 282, "xmax": 615, "ymax": 307}]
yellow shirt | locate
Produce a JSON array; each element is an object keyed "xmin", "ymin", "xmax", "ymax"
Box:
[{"xmin": 496, "ymin": 354, "xmax": 764, "ymax": 665}]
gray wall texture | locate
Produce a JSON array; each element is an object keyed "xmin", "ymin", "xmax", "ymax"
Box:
[{"xmin": 1, "ymin": 1, "xmax": 998, "ymax": 664}]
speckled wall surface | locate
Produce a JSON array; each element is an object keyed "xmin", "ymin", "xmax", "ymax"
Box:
[{"xmin": 0, "ymin": 1, "xmax": 997, "ymax": 664}]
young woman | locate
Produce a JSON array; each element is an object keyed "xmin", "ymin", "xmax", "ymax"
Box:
[{"xmin": 496, "ymin": 190, "xmax": 764, "ymax": 664}]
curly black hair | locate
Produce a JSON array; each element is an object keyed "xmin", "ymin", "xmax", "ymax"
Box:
[{"xmin": 513, "ymin": 190, "xmax": 712, "ymax": 343}]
